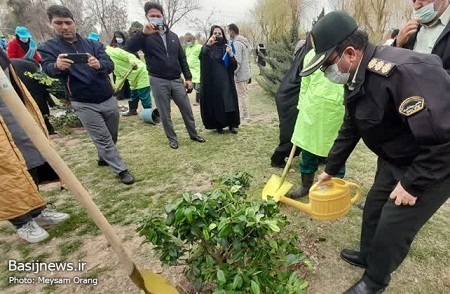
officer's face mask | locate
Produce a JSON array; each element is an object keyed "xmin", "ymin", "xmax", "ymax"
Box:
[
  {"xmin": 413, "ymin": 1, "xmax": 443, "ymax": 24},
  {"xmin": 323, "ymin": 52, "xmax": 352, "ymax": 84}
]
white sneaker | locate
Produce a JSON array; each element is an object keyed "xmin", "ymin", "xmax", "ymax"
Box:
[
  {"xmin": 17, "ymin": 220, "xmax": 49, "ymax": 243},
  {"xmin": 33, "ymin": 207, "xmax": 70, "ymax": 226}
]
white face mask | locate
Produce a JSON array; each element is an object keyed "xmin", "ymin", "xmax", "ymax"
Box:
[
  {"xmin": 115, "ymin": 37, "xmax": 123, "ymax": 44},
  {"xmin": 324, "ymin": 53, "xmax": 352, "ymax": 84},
  {"xmin": 413, "ymin": 1, "xmax": 442, "ymax": 24}
]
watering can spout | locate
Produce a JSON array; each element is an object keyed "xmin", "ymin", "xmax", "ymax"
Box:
[{"xmin": 279, "ymin": 196, "xmax": 313, "ymax": 215}]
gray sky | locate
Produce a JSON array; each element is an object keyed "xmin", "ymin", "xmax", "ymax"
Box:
[{"xmin": 127, "ymin": 0, "xmax": 323, "ymax": 35}]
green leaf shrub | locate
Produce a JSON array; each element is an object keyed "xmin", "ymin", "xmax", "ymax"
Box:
[{"xmin": 137, "ymin": 172, "xmax": 312, "ymax": 293}]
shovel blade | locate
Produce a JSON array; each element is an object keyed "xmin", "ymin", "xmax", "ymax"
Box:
[
  {"xmin": 139, "ymin": 269, "xmax": 179, "ymax": 294},
  {"xmin": 262, "ymin": 175, "xmax": 293, "ymax": 202}
]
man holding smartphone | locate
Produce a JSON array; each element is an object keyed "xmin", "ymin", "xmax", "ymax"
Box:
[
  {"xmin": 126, "ymin": 2, "xmax": 205, "ymax": 149},
  {"xmin": 38, "ymin": 5, "xmax": 135, "ymax": 185}
]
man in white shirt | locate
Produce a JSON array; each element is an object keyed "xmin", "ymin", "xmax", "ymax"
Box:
[{"xmin": 395, "ymin": 0, "xmax": 450, "ymax": 73}]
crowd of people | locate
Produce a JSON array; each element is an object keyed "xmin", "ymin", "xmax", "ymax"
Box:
[
  {"xmin": 0, "ymin": 1, "xmax": 253, "ymax": 243},
  {"xmin": 1, "ymin": 1, "xmax": 449, "ymax": 293}
]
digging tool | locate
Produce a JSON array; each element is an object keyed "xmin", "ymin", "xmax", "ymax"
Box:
[
  {"xmin": 0, "ymin": 68, "xmax": 178, "ymax": 294},
  {"xmin": 262, "ymin": 145, "xmax": 297, "ymax": 201},
  {"xmin": 114, "ymin": 63, "xmax": 138, "ymax": 95}
]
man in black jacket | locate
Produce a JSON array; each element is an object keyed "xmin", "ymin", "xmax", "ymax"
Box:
[
  {"xmin": 395, "ymin": 0, "xmax": 450, "ymax": 73},
  {"xmin": 302, "ymin": 11, "xmax": 450, "ymax": 294},
  {"xmin": 126, "ymin": 2, "xmax": 205, "ymax": 149},
  {"xmin": 39, "ymin": 5, "xmax": 134, "ymax": 185}
]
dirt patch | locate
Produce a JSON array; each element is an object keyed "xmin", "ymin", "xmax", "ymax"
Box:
[{"xmin": 4, "ymin": 225, "xmax": 186, "ymax": 294}]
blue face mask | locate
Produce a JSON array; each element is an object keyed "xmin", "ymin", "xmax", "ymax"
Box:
[
  {"xmin": 413, "ymin": 2, "xmax": 440, "ymax": 24},
  {"xmin": 147, "ymin": 17, "xmax": 164, "ymax": 26}
]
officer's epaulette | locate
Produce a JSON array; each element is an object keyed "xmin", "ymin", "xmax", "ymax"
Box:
[{"xmin": 367, "ymin": 58, "xmax": 396, "ymax": 77}]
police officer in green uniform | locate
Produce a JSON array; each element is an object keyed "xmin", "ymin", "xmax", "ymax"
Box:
[{"xmin": 301, "ymin": 11, "xmax": 450, "ymax": 294}]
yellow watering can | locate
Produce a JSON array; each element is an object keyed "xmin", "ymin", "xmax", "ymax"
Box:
[
  {"xmin": 263, "ymin": 175, "xmax": 361, "ymax": 221},
  {"xmin": 279, "ymin": 178, "xmax": 361, "ymax": 220}
]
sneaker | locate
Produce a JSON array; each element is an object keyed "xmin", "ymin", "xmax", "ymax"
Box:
[
  {"xmin": 34, "ymin": 207, "xmax": 70, "ymax": 226},
  {"xmin": 17, "ymin": 220, "xmax": 49, "ymax": 243},
  {"xmin": 119, "ymin": 170, "xmax": 135, "ymax": 185}
]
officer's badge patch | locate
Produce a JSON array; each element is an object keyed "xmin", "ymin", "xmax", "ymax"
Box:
[
  {"xmin": 367, "ymin": 58, "xmax": 396, "ymax": 77},
  {"xmin": 399, "ymin": 96, "xmax": 425, "ymax": 116}
]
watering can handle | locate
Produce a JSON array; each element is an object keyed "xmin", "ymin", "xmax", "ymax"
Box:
[{"xmin": 348, "ymin": 182, "xmax": 362, "ymax": 204}]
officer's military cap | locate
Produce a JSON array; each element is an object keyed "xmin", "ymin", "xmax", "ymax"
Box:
[{"xmin": 301, "ymin": 11, "xmax": 358, "ymax": 76}]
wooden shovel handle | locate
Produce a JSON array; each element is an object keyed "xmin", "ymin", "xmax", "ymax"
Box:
[
  {"xmin": 0, "ymin": 69, "xmax": 135, "ymax": 277},
  {"xmin": 280, "ymin": 145, "xmax": 297, "ymax": 183},
  {"xmin": 114, "ymin": 66, "xmax": 136, "ymax": 95}
]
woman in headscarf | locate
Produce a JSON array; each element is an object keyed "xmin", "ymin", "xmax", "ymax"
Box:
[
  {"xmin": 110, "ymin": 31, "xmax": 133, "ymax": 103},
  {"xmin": 7, "ymin": 26, "xmax": 41, "ymax": 63},
  {"xmin": 199, "ymin": 25, "xmax": 240, "ymax": 134}
]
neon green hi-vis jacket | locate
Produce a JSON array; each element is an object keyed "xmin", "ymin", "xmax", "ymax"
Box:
[
  {"xmin": 291, "ymin": 50, "xmax": 345, "ymax": 157},
  {"xmin": 185, "ymin": 41, "xmax": 202, "ymax": 84},
  {"xmin": 105, "ymin": 46, "xmax": 149, "ymax": 90}
]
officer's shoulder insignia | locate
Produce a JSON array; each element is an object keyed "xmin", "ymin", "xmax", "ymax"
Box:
[
  {"xmin": 399, "ymin": 96, "xmax": 425, "ymax": 116},
  {"xmin": 367, "ymin": 58, "xmax": 396, "ymax": 77}
]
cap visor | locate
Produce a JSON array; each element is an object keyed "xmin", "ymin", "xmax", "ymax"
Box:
[
  {"xmin": 300, "ymin": 46, "xmax": 336, "ymax": 77},
  {"xmin": 18, "ymin": 34, "xmax": 31, "ymax": 38}
]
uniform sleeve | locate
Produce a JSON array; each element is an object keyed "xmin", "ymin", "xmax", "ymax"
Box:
[
  {"xmin": 324, "ymin": 110, "xmax": 361, "ymax": 175},
  {"xmin": 395, "ymin": 62, "xmax": 450, "ymax": 197}
]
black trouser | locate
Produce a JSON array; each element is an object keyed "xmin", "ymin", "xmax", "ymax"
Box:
[
  {"xmin": 360, "ymin": 158, "xmax": 450, "ymax": 288},
  {"xmin": 9, "ymin": 206, "xmax": 45, "ymax": 229}
]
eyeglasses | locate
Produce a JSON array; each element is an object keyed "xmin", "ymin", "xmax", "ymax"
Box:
[{"xmin": 320, "ymin": 53, "xmax": 340, "ymax": 72}]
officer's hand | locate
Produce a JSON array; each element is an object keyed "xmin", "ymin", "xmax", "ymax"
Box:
[
  {"xmin": 184, "ymin": 80, "xmax": 193, "ymax": 90},
  {"xmin": 316, "ymin": 172, "xmax": 332, "ymax": 185},
  {"xmin": 87, "ymin": 53, "xmax": 101, "ymax": 70},
  {"xmin": 389, "ymin": 182, "xmax": 417, "ymax": 206},
  {"xmin": 143, "ymin": 22, "xmax": 158, "ymax": 35},
  {"xmin": 396, "ymin": 19, "xmax": 420, "ymax": 47},
  {"xmin": 56, "ymin": 54, "xmax": 73, "ymax": 71}
]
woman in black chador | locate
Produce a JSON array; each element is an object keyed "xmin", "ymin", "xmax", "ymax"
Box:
[{"xmin": 199, "ymin": 25, "xmax": 240, "ymax": 134}]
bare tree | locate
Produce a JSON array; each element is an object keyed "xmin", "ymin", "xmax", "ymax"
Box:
[
  {"xmin": 140, "ymin": 0, "xmax": 201, "ymax": 29},
  {"xmin": 327, "ymin": 0, "xmax": 412, "ymax": 43},
  {"xmin": 2, "ymin": 0, "xmax": 53, "ymax": 42},
  {"xmin": 58, "ymin": 0, "xmax": 98, "ymax": 37},
  {"xmin": 85, "ymin": 0, "xmax": 128, "ymax": 39},
  {"xmin": 252, "ymin": 0, "xmax": 314, "ymax": 43},
  {"xmin": 187, "ymin": 9, "xmax": 216, "ymax": 40},
  {"xmin": 238, "ymin": 21, "xmax": 263, "ymax": 50}
]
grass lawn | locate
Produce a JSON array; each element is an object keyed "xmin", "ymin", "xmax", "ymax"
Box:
[{"xmin": 1, "ymin": 80, "xmax": 449, "ymax": 294}]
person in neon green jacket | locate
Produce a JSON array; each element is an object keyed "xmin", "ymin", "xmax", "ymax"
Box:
[
  {"xmin": 184, "ymin": 33, "xmax": 202, "ymax": 105},
  {"xmin": 105, "ymin": 46, "xmax": 152, "ymax": 115},
  {"xmin": 288, "ymin": 49, "xmax": 346, "ymax": 198}
]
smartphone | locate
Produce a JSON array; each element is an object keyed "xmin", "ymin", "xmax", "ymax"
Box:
[{"xmin": 65, "ymin": 53, "xmax": 89, "ymax": 64}]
